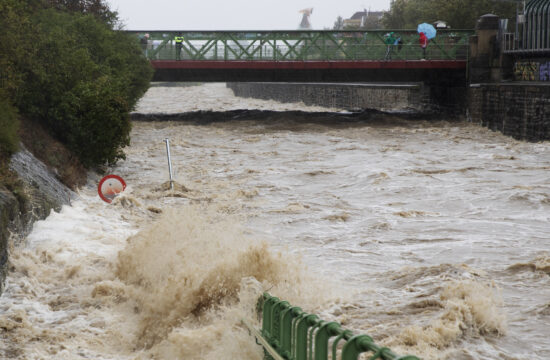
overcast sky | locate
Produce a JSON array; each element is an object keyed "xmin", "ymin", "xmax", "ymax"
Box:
[{"xmin": 106, "ymin": 0, "xmax": 392, "ymax": 30}]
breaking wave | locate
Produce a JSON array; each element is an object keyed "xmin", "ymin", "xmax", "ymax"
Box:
[
  {"xmin": 110, "ymin": 206, "xmax": 334, "ymax": 358},
  {"xmin": 507, "ymin": 253, "xmax": 550, "ymax": 275},
  {"xmin": 382, "ymin": 271, "xmax": 507, "ymax": 360}
]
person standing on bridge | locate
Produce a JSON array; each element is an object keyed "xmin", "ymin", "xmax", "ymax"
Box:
[
  {"xmin": 384, "ymin": 32, "xmax": 396, "ymax": 60},
  {"xmin": 174, "ymin": 33, "xmax": 184, "ymax": 60},
  {"xmin": 140, "ymin": 33, "xmax": 150, "ymax": 58},
  {"xmin": 419, "ymin": 32, "xmax": 428, "ymax": 60}
]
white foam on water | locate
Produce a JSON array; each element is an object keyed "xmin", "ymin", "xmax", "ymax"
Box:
[
  {"xmin": 2, "ymin": 83, "xmax": 550, "ymax": 359},
  {"xmin": 134, "ymin": 83, "xmax": 344, "ymax": 113}
]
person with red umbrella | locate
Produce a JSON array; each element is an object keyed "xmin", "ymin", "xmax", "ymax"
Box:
[{"xmin": 417, "ymin": 23, "xmax": 436, "ymax": 60}]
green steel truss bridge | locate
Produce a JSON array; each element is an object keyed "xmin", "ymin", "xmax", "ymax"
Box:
[{"xmin": 127, "ymin": 30, "xmax": 474, "ymax": 82}]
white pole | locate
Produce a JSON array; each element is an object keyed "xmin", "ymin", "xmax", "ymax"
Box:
[{"xmin": 164, "ymin": 138, "xmax": 174, "ymax": 190}]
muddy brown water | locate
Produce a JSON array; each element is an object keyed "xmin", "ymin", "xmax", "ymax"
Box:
[{"xmin": 1, "ymin": 83, "xmax": 549, "ymax": 359}]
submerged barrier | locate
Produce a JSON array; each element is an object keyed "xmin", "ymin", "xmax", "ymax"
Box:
[{"xmin": 244, "ymin": 293, "xmax": 420, "ymax": 360}]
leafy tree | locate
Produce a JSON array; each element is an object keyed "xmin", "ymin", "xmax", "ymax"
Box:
[
  {"xmin": 0, "ymin": 0, "xmax": 33, "ymax": 94},
  {"xmin": 0, "ymin": 93, "xmax": 19, "ymax": 154},
  {"xmin": 383, "ymin": 0, "xmax": 408, "ymax": 28},
  {"xmin": 333, "ymin": 16, "xmax": 344, "ymax": 30},
  {"xmin": 363, "ymin": 14, "xmax": 383, "ymax": 30},
  {"xmin": 0, "ymin": 0, "xmax": 35, "ymax": 155},
  {"xmin": 0, "ymin": 0, "xmax": 151, "ymax": 168},
  {"xmin": 16, "ymin": 9, "xmax": 152, "ymax": 166},
  {"xmin": 382, "ymin": 0, "xmax": 516, "ymax": 29},
  {"xmin": 44, "ymin": 0, "xmax": 118, "ymax": 27}
]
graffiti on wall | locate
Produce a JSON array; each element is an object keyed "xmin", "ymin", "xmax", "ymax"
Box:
[
  {"xmin": 539, "ymin": 62, "xmax": 550, "ymax": 81},
  {"xmin": 514, "ymin": 61, "xmax": 539, "ymax": 81}
]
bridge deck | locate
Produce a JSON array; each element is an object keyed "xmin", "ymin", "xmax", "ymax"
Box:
[
  {"xmin": 151, "ymin": 60, "xmax": 468, "ymax": 83},
  {"xmin": 151, "ymin": 60, "xmax": 467, "ymax": 70}
]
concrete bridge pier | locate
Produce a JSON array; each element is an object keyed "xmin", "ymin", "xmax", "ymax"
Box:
[{"xmin": 468, "ymin": 14, "xmax": 502, "ymax": 83}]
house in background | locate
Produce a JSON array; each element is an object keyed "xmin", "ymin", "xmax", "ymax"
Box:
[
  {"xmin": 343, "ymin": 9, "xmax": 384, "ymax": 29},
  {"xmin": 433, "ymin": 20, "xmax": 450, "ymax": 29}
]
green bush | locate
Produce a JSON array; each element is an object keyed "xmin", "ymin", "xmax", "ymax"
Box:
[
  {"xmin": 0, "ymin": 94, "xmax": 19, "ymax": 154},
  {"xmin": 15, "ymin": 8, "xmax": 152, "ymax": 167},
  {"xmin": 55, "ymin": 77, "xmax": 131, "ymax": 167},
  {"xmin": 0, "ymin": 0, "xmax": 34, "ymax": 96}
]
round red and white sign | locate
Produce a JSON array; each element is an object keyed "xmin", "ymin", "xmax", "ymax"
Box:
[{"xmin": 98, "ymin": 175, "xmax": 126, "ymax": 203}]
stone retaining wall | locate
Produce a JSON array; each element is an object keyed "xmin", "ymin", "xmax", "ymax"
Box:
[
  {"xmin": 468, "ymin": 83, "xmax": 550, "ymax": 141},
  {"xmin": 227, "ymin": 82, "xmax": 468, "ymax": 116},
  {"xmin": 227, "ymin": 82, "xmax": 430, "ymax": 112}
]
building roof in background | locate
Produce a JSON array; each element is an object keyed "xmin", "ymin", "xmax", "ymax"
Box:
[
  {"xmin": 344, "ymin": 10, "xmax": 385, "ymax": 28},
  {"xmin": 433, "ymin": 20, "xmax": 449, "ymax": 28},
  {"xmin": 349, "ymin": 10, "xmax": 384, "ymax": 20},
  {"xmin": 349, "ymin": 11, "xmax": 366, "ymax": 20}
]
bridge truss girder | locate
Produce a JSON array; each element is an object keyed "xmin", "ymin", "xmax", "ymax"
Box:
[{"xmin": 129, "ymin": 30, "xmax": 473, "ymax": 62}]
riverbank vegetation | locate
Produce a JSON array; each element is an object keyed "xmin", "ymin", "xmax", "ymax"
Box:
[{"xmin": 0, "ymin": 0, "xmax": 152, "ymax": 187}]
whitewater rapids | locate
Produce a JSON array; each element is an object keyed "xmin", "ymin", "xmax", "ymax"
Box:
[{"xmin": 1, "ymin": 83, "xmax": 549, "ymax": 359}]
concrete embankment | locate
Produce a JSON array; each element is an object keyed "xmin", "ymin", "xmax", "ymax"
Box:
[
  {"xmin": 227, "ymin": 80, "xmax": 549, "ymax": 142},
  {"xmin": 227, "ymin": 82, "xmax": 429, "ymax": 112},
  {"xmin": 226, "ymin": 82, "xmax": 468, "ymax": 116},
  {"xmin": 0, "ymin": 147, "xmax": 75, "ymax": 295},
  {"xmin": 468, "ymin": 83, "xmax": 550, "ymax": 142}
]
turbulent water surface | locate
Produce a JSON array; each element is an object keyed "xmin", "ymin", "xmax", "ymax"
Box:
[{"xmin": 1, "ymin": 83, "xmax": 549, "ymax": 359}]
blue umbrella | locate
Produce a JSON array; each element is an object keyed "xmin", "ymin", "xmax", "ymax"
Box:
[{"xmin": 417, "ymin": 23, "xmax": 437, "ymax": 39}]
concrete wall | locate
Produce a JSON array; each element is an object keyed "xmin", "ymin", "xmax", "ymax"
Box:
[
  {"xmin": 468, "ymin": 83, "xmax": 550, "ymax": 141},
  {"xmin": 228, "ymin": 82, "xmax": 433, "ymax": 112},
  {"xmin": 227, "ymin": 82, "xmax": 467, "ymax": 115}
]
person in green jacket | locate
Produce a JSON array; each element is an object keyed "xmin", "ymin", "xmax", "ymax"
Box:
[
  {"xmin": 174, "ymin": 33, "xmax": 184, "ymax": 60},
  {"xmin": 384, "ymin": 32, "xmax": 396, "ymax": 60}
]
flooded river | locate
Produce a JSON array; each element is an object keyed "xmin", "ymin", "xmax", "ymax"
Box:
[{"xmin": 1, "ymin": 83, "xmax": 549, "ymax": 359}]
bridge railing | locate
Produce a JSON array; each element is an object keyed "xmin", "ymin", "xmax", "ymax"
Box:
[
  {"xmin": 502, "ymin": 32, "xmax": 550, "ymax": 54},
  {"xmin": 146, "ymin": 44, "xmax": 467, "ymax": 62},
  {"xmin": 128, "ymin": 30, "xmax": 472, "ymax": 61},
  {"xmin": 244, "ymin": 293, "xmax": 420, "ymax": 360}
]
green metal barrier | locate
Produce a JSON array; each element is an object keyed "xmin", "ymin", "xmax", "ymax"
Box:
[
  {"xmin": 244, "ymin": 293, "xmax": 420, "ymax": 360},
  {"xmin": 127, "ymin": 30, "xmax": 473, "ymax": 62}
]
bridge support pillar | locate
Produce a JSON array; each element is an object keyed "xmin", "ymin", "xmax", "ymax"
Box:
[{"xmin": 469, "ymin": 14, "xmax": 502, "ymax": 83}]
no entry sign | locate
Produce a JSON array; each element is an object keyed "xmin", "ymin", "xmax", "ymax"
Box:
[{"xmin": 98, "ymin": 175, "xmax": 126, "ymax": 203}]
